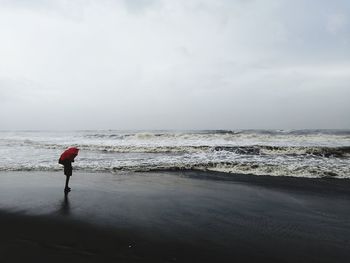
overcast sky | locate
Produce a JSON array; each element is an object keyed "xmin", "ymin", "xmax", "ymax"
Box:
[{"xmin": 0, "ymin": 0, "xmax": 349, "ymax": 130}]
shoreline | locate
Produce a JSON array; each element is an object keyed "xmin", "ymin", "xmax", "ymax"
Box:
[
  {"xmin": 175, "ymin": 170, "xmax": 350, "ymax": 194},
  {"xmin": 0, "ymin": 171, "xmax": 349, "ymax": 262}
]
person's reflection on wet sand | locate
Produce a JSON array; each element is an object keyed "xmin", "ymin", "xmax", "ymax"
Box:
[{"xmin": 58, "ymin": 193, "xmax": 70, "ymax": 216}]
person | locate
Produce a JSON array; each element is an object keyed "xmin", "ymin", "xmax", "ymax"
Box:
[
  {"xmin": 59, "ymin": 158, "xmax": 74, "ymax": 193},
  {"xmin": 59, "ymin": 148, "xmax": 78, "ymax": 193}
]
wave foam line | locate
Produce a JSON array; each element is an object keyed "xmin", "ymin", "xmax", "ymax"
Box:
[
  {"xmin": 2, "ymin": 139, "xmax": 350, "ymax": 157},
  {"xmin": 1, "ymin": 162, "xmax": 349, "ymax": 179}
]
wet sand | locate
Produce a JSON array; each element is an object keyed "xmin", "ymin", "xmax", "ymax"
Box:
[{"xmin": 0, "ymin": 171, "xmax": 350, "ymax": 263}]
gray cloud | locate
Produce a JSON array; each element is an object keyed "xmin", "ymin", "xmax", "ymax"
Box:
[{"xmin": 0, "ymin": 0, "xmax": 349, "ymax": 130}]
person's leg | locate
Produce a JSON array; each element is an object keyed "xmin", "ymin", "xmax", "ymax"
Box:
[{"xmin": 64, "ymin": 176, "xmax": 71, "ymax": 191}]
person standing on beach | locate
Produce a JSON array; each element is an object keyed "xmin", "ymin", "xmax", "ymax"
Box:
[{"xmin": 59, "ymin": 147, "xmax": 79, "ymax": 193}]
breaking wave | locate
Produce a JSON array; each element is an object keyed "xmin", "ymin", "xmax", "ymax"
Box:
[
  {"xmin": 0, "ymin": 161, "xmax": 348, "ymax": 179},
  {"xmin": 1, "ymin": 130, "xmax": 349, "ymax": 179},
  {"xmin": 4, "ymin": 138, "xmax": 350, "ymax": 157},
  {"xmin": 214, "ymin": 146, "xmax": 350, "ymax": 158}
]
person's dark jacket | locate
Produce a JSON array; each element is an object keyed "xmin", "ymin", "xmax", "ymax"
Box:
[{"xmin": 59, "ymin": 159, "xmax": 73, "ymax": 176}]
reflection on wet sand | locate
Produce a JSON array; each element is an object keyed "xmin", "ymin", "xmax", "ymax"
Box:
[{"xmin": 57, "ymin": 193, "xmax": 70, "ymax": 216}]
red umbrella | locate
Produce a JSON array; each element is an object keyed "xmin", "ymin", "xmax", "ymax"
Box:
[{"xmin": 59, "ymin": 147, "xmax": 79, "ymax": 163}]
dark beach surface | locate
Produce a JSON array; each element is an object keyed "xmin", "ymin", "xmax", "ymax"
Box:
[{"xmin": 0, "ymin": 171, "xmax": 349, "ymax": 263}]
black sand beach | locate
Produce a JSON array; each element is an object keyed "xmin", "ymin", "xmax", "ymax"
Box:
[{"xmin": 0, "ymin": 171, "xmax": 349, "ymax": 263}]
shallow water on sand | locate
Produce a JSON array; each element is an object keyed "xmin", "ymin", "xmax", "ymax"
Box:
[{"xmin": 0, "ymin": 171, "xmax": 350, "ymax": 263}]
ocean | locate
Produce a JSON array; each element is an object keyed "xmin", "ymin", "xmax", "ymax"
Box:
[{"xmin": 0, "ymin": 130, "xmax": 349, "ymax": 179}]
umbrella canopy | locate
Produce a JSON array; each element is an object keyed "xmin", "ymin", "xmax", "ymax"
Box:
[{"xmin": 59, "ymin": 147, "xmax": 79, "ymax": 162}]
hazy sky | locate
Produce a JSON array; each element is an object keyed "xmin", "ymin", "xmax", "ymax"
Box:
[{"xmin": 0, "ymin": 0, "xmax": 349, "ymax": 130}]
